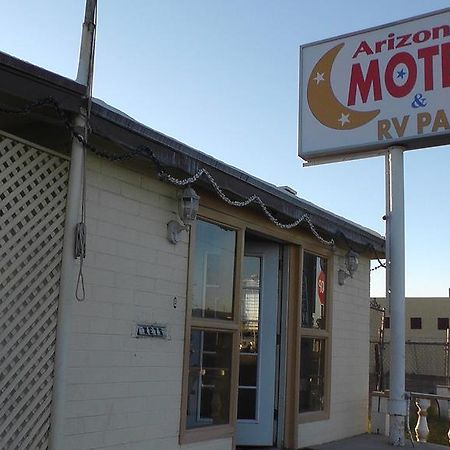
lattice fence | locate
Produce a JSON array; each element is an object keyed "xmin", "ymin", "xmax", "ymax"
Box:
[{"xmin": 0, "ymin": 135, "xmax": 68, "ymax": 449}]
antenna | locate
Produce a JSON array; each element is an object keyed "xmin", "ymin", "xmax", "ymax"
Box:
[{"xmin": 76, "ymin": 0, "xmax": 97, "ymax": 89}]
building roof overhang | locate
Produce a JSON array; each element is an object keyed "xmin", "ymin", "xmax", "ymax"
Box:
[{"xmin": 0, "ymin": 50, "xmax": 385, "ymax": 256}]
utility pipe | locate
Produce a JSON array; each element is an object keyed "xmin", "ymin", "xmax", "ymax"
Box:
[{"xmin": 49, "ymin": 1, "xmax": 97, "ymax": 448}]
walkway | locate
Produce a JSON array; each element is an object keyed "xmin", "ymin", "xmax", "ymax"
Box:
[{"xmin": 306, "ymin": 434, "xmax": 449, "ymax": 449}]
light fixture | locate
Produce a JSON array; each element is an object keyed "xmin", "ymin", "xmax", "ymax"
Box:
[
  {"xmin": 167, "ymin": 186, "xmax": 200, "ymax": 244},
  {"xmin": 338, "ymin": 250, "xmax": 359, "ymax": 285}
]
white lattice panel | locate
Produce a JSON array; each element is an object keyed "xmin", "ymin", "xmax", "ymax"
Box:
[{"xmin": 0, "ymin": 135, "xmax": 68, "ymax": 449}]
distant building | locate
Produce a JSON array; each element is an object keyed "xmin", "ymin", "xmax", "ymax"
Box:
[
  {"xmin": 370, "ymin": 297, "xmax": 450, "ymax": 392},
  {"xmin": 371, "ymin": 297, "xmax": 450, "ymax": 342}
]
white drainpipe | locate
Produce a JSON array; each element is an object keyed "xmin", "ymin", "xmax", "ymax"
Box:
[{"xmin": 49, "ymin": 1, "xmax": 97, "ymax": 448}]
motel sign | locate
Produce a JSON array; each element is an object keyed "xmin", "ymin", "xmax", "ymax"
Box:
[{"xmin": 298, "ymin": 8, "xmax": 450, "ymax": 162}]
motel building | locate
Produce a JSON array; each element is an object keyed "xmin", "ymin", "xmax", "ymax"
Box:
[
  {"xmin": 8, "ymin": 4, "xmax": 450, "ymax": 449},
  {"xmin": 0, "ymin": 50, "xmax": 385, "ymax": 450}
]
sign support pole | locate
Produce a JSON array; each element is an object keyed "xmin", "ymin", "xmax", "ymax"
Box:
[{"xmin": 386, "ymin": 146, "xmax": 406, "ymax": 446}]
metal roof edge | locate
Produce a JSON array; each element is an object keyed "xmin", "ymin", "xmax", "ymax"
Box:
[
  {"xmin": 0, "ymin": 50, "xmax": 384, "ymax": 254},
  {"xmin": 0, "ymin": 50, "xmax": 85, "ymax": 95},
  {"xmin": 91, "ymin": 99, "xmax": 384, "ymax": 252}
]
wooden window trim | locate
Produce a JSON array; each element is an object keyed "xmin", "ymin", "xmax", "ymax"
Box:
[
  {"xmin": 179, "ymin": 217, "xmax": 244, "ymax": 445},
  {"xmin": 178, "ymin": 200, "xmax": 338, "ymax": 447},
  {"xmin": 180, "ymin": 424, "xmax": 234, "ymax": 445},
  {"xmin": 297, "ymin": 246, "xmax": 333, "ymax": 424},
  {"xmin": 284, "ymin": 245, "xmax": 301, "ymax": 449},
  {"xmin": 298, "ymin": 409, "xmax": 330, "ymax": 424},
  {"xmin": 189, "ymin": 317, "xmax": 239, "ymax": 331}
]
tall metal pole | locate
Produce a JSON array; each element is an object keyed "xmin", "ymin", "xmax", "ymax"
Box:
[
  {"xmin": 49, "ymin": 1, "xmax": 97, "ymax": 448},
  {"xmin": 386, "ymin": 146, "xmax": 406, "ymax": 446},
  {"xmin": 446, "ymin": 328, "xmax": 449, "ymax": 385}
]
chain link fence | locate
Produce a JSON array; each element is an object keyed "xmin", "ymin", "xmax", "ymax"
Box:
[
  {"xmin": 370, "ymin": 301, "xmax": 450, "ymax": 393},
  {"xmin": 370, "ymin": 340, "xmax": 450, "ymax": 392}
]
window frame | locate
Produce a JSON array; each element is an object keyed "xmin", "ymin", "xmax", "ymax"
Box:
[
  {"xmin": 298, "ymin": 246, "xmax": 333, "ymax": 424},
  {"xmin": 179, "ymin": 217, "xmax": 244, "ymax": 445},
  {"xmin": 178, "ymin": 198, "xmax": 339, "ymax": 447}
]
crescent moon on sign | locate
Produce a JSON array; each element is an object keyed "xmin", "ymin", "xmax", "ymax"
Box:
[{"xmin": 307, "ymin": 43, "xmax": 380, "ymax": 130}]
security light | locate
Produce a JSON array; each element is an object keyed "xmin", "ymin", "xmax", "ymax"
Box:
[
  {"xmin": 167, "ymin": 186, "xmax": 200, "ymax": 244},
  {"xmin": 338, "ymin": 250, "xmax": 359, "ymax": 285}
]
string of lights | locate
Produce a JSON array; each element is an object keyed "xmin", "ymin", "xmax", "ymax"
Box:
[
  {"xmin": 369, "ymin": 243, "xmax": 387, "ymax": 271},
  {"xmin": 371, "ymin": 263, "xmax": 386, "ymax": 272},
  {"xmin": 2, "ymin": 96, "xmax": 390, "ymax": 249}
]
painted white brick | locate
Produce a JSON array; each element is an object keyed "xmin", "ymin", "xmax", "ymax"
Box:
[
  {"xmin": 121, "ymin": 181, "xmax": 159, "ymax": 206},
  {"xmin": 87, "ymin": 235, "xmax": 118, "ymax": 255},
  {"xmin": 95, "ymin": 219, "xmax": 140, "ymax": 243},
  {"xmin": 62, "ymin": 156, "xmax": 372, "ymax": 450},
  {"xmin": 99, "ymin": 190, "xmax": 141, "ymax": 215},
  {"xmin": 115, "ymin": 240, "xmax": 157, "ymax": 262},
  {"xmin": 62, "ymin": 158, "xmax": 192, "ymax": 449},
  {"xmin": 102, "ymin": 163, "xmax": 143, "ymax": 186},
  {"xmin": 134, "ymin": 276, "xmax": 157, "ymax": 293},
  {"xmin": 299, "ymin": 254, "xmax": 371, "ymax": 448},
  {"xmin": 83, "ymin": 269, "xmax": 116, "ymax": 290},
  {"xmin": 64, "ymin": 417, "xmax": 85, "ymax": 435},
  {"xmin": 141, "ymin": 175, "xmax": 176, "ymax": 195},
  {"xmin": 66, "ymin": 399, "xmax": 110, "ymax": 418},
  {"xmin": 94, "ymin": 253, "xmax": 137, "ymax": 275},
  {"xmin": 87, "ymin": 170, "xmax": 121, "ymax": 194},
  {"xmin": 86, "ymin": 184, "xmax": 101, "ymax": 204},
  {"xmin": 65, "ymin": 432, "xmax": 105, "ymax": 450}
]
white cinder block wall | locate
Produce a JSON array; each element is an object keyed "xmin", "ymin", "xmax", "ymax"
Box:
[
  {"xmin": 298, "ymin": 256, "xmax": 371, "ymax": 448},
  {"xmin": 61, "ymin": 155, "xmax": 371, "ymax": 449},
  {"xmin": 63, "ymin": 155, "xmax": 232, "ymax": 450}
]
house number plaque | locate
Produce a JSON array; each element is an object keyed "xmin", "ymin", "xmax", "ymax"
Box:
[{"xmin": 136, "ymin": 324, "xmax": 167, "ymax": 338}]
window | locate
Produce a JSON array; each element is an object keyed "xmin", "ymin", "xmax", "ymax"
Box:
[
  {"xmin": 384, "ymin": 316, "xmax": 390, "ymax": 329},
  {"xmin": 437, "ymin": 317, "xmax": 449, "ymax": 330},
  {"xmin": 181, "ymin": 219, "xmax": 241, "ymax": 441},
  {"xmin": 238, "ymin": 256, "xmax": 261, "ymax": 420},
  {"xmin": 301, "ymin": 252, "xmax": 327, "ymax": 330},
  {"xmin": 299, "ymin": 338, "xmax": 326, "ymax": 413},
  {"xmin": 299, "ymin": 251, "xmax": 329, "ymax": 416},
  {"xmin": 187, "ymin": 330, "xmax": 233, "ymax": 428},
  {"xmin": 410, "ymin": 317, "xmax": 422, "ymax": 329}
]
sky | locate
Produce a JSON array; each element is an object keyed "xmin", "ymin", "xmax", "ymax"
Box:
[{"xmin": 1, "ymin": 0, "xmax": 449, "ymax": 297}]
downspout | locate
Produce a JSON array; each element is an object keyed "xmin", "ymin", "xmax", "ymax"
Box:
[{"xmin": 49, "ymin": 1, "xmax": 97, "ymax": 448}]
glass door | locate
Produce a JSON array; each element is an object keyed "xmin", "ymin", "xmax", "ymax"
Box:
[{"xmin": 236, "ymin": 241, "xmax": 279, "ymax": 446}]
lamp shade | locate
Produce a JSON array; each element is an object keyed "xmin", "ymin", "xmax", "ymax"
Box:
[
  {"xmin": 178, "ymin": 186, "xmax": 200, "ymax": 226},
  {"xmin": 345, "ymin": 250, "xmax": 359, "ymax": 276}
]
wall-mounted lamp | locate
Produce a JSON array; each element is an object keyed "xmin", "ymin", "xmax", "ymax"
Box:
[
  {"xmin": 338, "ymin": 250, "xmax": 359, "ymax": 285},
  {"xmin": 167, "ymin": 186, "xmax": 200, "ymax": 244}
]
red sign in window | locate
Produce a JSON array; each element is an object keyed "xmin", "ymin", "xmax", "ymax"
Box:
[{"xmin": 317, "ymin": 270, "xmax": 326, "ymax": 305}]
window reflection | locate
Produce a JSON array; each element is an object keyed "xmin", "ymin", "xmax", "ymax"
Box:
[
  {"xmin": 187, "ymin": 330, "xmax": 233, "ymax": 428},
  {"xmin": 238, "ymin": 256, "xmax": 261, "ymax": 421},
  {"xmin": 300, "ymin": 251, "xmax": 328, "ymax": 415},
  {"xmin": 299, "ymin": 338, "xmax": 326, "ymax": 413},
  {"xmin": 240, "ymin": 256, "xmax": 260, "ymax": 353},
  {"xmin": 192, "ymin": 221, "xmax": 236, "ymax": 320},
  {"xmin": 302, "ymin": 252, "xmax": 327, "ymax": 329}
]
